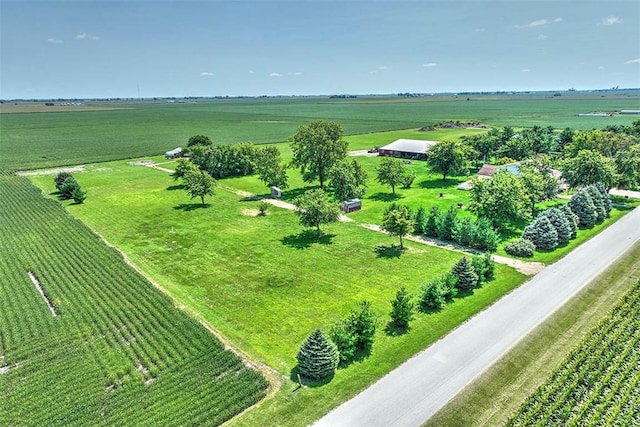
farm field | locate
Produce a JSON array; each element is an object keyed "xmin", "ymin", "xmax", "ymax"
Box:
[
  {"xmin": 508, "ymin": 278, "xmax": 640, "ymax": 425},
  {"xmin": 29, "ymin": 161, "xmax": 528, "ymax": 425},
  {"xmin": 0, "ymin": 173, "xmax": 268, "ymax": 426},
  {"xmin": 2, "ymin": 91, "xmax": 639, "ymax": 171}
]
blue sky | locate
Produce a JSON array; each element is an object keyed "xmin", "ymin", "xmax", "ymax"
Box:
[{"xmin": 1, "ymin": 0, "xmax": 639, "ymax": 99}]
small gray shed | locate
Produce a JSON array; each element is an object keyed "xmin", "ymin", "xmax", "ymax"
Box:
[
  {"xmin": 270, "ymin": 186, "xmax": 282, "ymax": 199},
  {"xmin": 341, "ymin": 199, "xmax": 362, "ymax": 213}
]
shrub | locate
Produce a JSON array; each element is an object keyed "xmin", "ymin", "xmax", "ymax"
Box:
[
  {"xmin": 258, "ymin": 201, "xmax": 269, "ymax": 216},
  {"xmin": 440, "ymin": 273, "xmax": 458, "ymax": 301},
  {"xmin": 452, "ymin": 216, "xmax": 475, "ymax": 247},
  {"xmin": 471, "ymin": 253, "xmax": 495, "ymax": 285},
  {"xmin": 328, "ymin": 301, "xmax": 378, "ymax": 362},
  {"xmin": 328, "ymin": 319, "xmax": 357, "ymax": 362},
  {"xmin": 472, "ymin": 218, "xmax": 500, "ymax": 252},
  {"xmin": 296, "ymin": 329, "xmax": 339, "ymax": 380},
  {"xmin": 390, "ymin": 287, "xmax": 414, "ymax": 328},
  {"xmin": 505, "ymin": 238, "xmax": 535, "ymax": 257},
  {"xmin": 401, "ymin": 170, "xmax": 416, "ymax": 189},
  {"xmin": 451, "ymin": 256, "xmax": 478, "ymax": 292},
  {"xmin": 420, "ymin": 277, "xmax": 446, "ymax": 310},
  {"xmin": 523, "ymin": 215, "xmax": 558, "ymax": 250}
]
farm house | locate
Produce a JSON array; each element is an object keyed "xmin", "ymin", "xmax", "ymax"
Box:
[{"xmin": 378, "ymin": 139, "xmax": 438, "ymax": 160}]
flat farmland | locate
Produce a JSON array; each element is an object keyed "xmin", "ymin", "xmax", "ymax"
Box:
[
  {"xmin": 0, "ymin": 173, "xmax": 268, "ymax": 426},
  {"xmin": 2, "ymin": 91, "xmax": 639, "ymax": 171}
]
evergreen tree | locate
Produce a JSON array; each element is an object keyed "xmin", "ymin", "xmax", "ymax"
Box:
[
  {"xmin": 349, "ymin": 300, "xmax": 378, "ymax": 350},
  {"xmin": 54, "ymin": 172, "xmax": 73, "ymax": 192},
  {"xmin": 523, "ymin": 216, "xmax": 558, "ymax": 250},
  {"xmin": 585, "ymin": 185, "xmax": 606, "ymax": 223},
  {"xmin": 560, "ymin": 204, "xmax": 578, "ymax": 239},
  {"xmin": 440, "ymin": 273, "xmax": 458, "ymax": 301},
  {"xmin": 481, "ymin": 252, "xmax": 496, "ymax": 281},
  {"xmin": 424, "ymin": 206, "xmax": 441, "ymax": 237},
  {"xmin": 437, "ymin": 206, "xmax": 457, "ymax": 241},
  {"xmin": 451, "ymin": 256, "xmax": 479, "ymax": 292},
  {"xmin": 413, "ymin": 206, "xmax": 427, "ymax": 235},
  {"xmin": 568, "ymin": 191, "xmax": 597, "ymax": 228},
  {"xmin": 472, "ymin": 218, "xmax": 500, "ymax": 252},
  {"xmin": 452, "ymin": 216, "xmax": 475, "ymax": 247},
  {"xmin": 296, "ymin": 329, "xmax": 339, "ymax": 380},
  {"xmin": 329, "ymin": 319, "xmax": 357, "ymax": 362},
  {"xmin": 420, "ymin": 278, "xmax": 445, "ymax": 310},
  {"xmin": 595, "ymin": 182, "xmax": 612, "ymax": 217},
  {"xmin": 59, "ymin": 176, "xmax": 80, "ymax": 199},
  {"xmin": 539, "ymin": 208, "xmax": 571, "ymax": 246},
  {"xmin": 390, "ymin": 287, "xmax": 414, "ymax": 328}
]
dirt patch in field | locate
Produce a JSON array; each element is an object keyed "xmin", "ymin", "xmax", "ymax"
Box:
[
  {"xmin": 242, "ymin": 209, "xmax": 261, "ymax": 217},
  {"xmin": 17, "ymin": 166, "xmax": 86, "ymax": 176}
]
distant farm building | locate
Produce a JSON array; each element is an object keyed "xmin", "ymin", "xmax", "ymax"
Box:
[
  {"xmin": 621, "ymin": 110, "xmax": 640, "ymax": 115},
  {"xmin": 165, "ymin": 147, "xmax": 183, "ymax": 159},
  {"xmin": 378, "ymin": 139, "xmax": 438, "ymax": 160}
]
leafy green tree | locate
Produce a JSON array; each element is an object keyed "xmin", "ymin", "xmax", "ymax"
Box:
[
  {"xmin": 376, "ymin": 157, "xmax": 408, "ymax": 194},
  {"xmin": 381, "ymin": 204, "xmax": 414, "ymax": 248},
  {"xmin": 329, "ymin": 158, "xmax": 367, "ymax": 201},
  {"xmin": 427, "ymin": 139, "xmax": 469, "ymax": 181},
  {"xmin": 420, "ymin": 278, "xmax": 445, "ymax": 310},
  {"xmin": 424, "ymin": 206, "xmax": 441, "ymax": 237},
  {"xmin": 413, "ymin": 206, "xmax": 427, "ymax": 234},
  {"xmin": 172, "ymin": 158, "xmax": 200, "ymax": 181},
  {"xmin": 183, "ymin": 169, "xmax": 216, "ymax": 206},
  {"xmin": 294, "ymin": 189, "xmax": 340, "ymax": 236},
  {"xmin": 538, "ymin": 208, "xmax": 571, "ymax": 246},
  {"xmin": 463, "ymin": 133, "xmax": 496, "ymax": 165},
  {"xmin": 187, "ymin": 134, "xmax": 212, "ymax": 147},
  {"xmin": 568, "ymin": 191, "xmax": 597, "ymax": 228},
  {"xmin": 389, "ymin": 287, "xmax": 414, "ymax": 328},
  {"xmin": 437, "ymin": 206, "xmax": 458, "ymax": 241},
  {"xmin": 451, "ymin": 256, "xmax": 478, "ymax": 292},
  {"xmin": 296, "ymin": 329, "xmax": 339, "ymax": 380},
  {"xmin": 469, "ymin": 170, "xmax": 531, "ymax": 228},
  {"xmin": 519, "ymin": 168, "xmax": 545, "ymax": 217},
  {"xmin": 558, "ymin": 128, "xmax": 574, "ymax": 149},
  {"xmin": 523, "ymin": 215, "xmax": 558, "ymax": 250},
  {"xmin": 615, "ymin": 145, "xmax": 640, "ymax": 190},
  {"xmin": 400, "ymin": 169, "xmax": 416, "ymax": 189},
  {"xmin": 290, "ymin": 120, "xmax": 348, "ymax": 189},
  {"xmin": 561, "ymin": 149, "xmax": 618, "ymax": 189},
  {"xmin": 564, "ymin": 129, "xmax": 636, "ymax": 158},
  {"xmin": 329, "ymin": 319, "xmax": 358, "ymax": 362},
  {"xmin": 496, "ymin": 137, "xmax": 533, "ymax": 161},
  {"xmin": 255, "ymin": 146, "xmax": 289, "ymax": 189}
]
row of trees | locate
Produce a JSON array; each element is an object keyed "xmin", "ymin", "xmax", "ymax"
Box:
[
  {"xmin": 506, "ymin": 183, "xmax": 611, "ymax": 256},
  {"xmin": 54, "ymin": 172, "xmax": 86, "ymax": 204}
]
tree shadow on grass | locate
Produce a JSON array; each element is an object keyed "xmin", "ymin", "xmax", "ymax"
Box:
[
  {"xmin": 289, "ymin": 365, "xmax": 335, "ymax": 389},
  {"xmin": 418, "ymin": 177, "xmax": 466, "ymax": 190},
  {"xmin": 173, "ymin": 203, "xmax": 211, "ymax": 211},
  {"xmin": 279, "ymin": 185, "xmax": 321, "ymax": 202},
  {"xmin": 374, "ymin": 244, "xmax": 403, "ymax": 259},
  {"xmin": 166, "ymin": 184, "xmax": 185, "ymax": 191},
  {"xmin": 337, "ymin": 346, "xmax": 373, "ymax": 369},
  {"xmin": 384, "ymin": 321, "xmax": 410, "ymax": 337},
  {"xmin": 281, "ymin": 230, "xmax": 336, "ymax": 249},
  {"xmin": 368, "ymin": 192, "xmax": 403, "ymax": 202},
  {"xmin": 418, "ymin": 304, "xmax": 443, "ymax": 315}
]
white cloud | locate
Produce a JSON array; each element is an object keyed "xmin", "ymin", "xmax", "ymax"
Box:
[
  {"xmin": 520, "ymin": 69, "xmax": 531, "ymax": 72},
  {"xmin": 269, "ymin": 72, "xmax": 282, "ymax": 77},
  {"xmin": 200, "ymin": 72, "xmax": 214, "ymax": 76},
  {"xmin": 290, "ymin": 72, "xmax": 302, "ymax": 76},
  {"xmin": 422, "ymin": 63, "xmax": 437, "ymax": 67},
  {"xmin": 378, "ymin": 66, "xmax": 389, "ymax": 70},
  {"xmin": 76, "ymin": 33, "xmax": 100, "ymax": 41},
  {"xmin": 47, "ymin": 38, "xmax": 63, "ymax": 44},
  {"xmin": 515, "ymin": 18, "xmax": 562, "ymax": 29},
  {"xmin": 625, "ymin": 58, "xmax": 640, "ymax": 64},
  {"xmin": 601, "ymin": 16, "xmax": 623, "ymax": 26},
  {"xmin": 537, "ymin": 34, "xmax": 549, "ymax": 40}
]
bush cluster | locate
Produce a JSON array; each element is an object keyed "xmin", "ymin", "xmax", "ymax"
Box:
[
  {"xmin": 568, "ymin": 184, "xmax": 611, "ymax": 228},
  {"xmin": 190, "ymin": 142, "xmax": 258, "ymax": 179},
  {"xmin": 415, "ymin": 205, "xmax": 500, "ymax": 251},
  {"xmin": 328, "ymin": 301, "xmax": 378, "ymax": 362},
  {"xmin": 420, "ymin": 254, "xmax": 495, "ymax": 310},
  {"xmin": 505, "ymin": 238, "xmax": 536, "ymax": 257},
  {"xmin": 54, "ymin": 172, "xmax": 86, "ymax": 204}
]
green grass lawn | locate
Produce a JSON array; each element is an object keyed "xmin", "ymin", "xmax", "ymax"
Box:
[{"xmin": 29, "ymin": 160, "xmax": 527, "ymax": 425}]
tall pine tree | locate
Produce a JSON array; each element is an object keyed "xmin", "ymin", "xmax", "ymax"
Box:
[{"xmin": 296, "ymin": 329, "xmax": 339, "ymax": 380}]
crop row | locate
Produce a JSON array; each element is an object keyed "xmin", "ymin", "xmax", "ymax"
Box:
[
  {"xmin": 0, "ymin": 174, "xmax": 268, "ymax": 425},
  {"xmin": 507, "ymin": 280, "xmax": 640, "ymax": 426}
]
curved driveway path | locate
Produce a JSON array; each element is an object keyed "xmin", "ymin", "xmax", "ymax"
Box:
[{"xmin": 315, "ymin": 206, "xmax": 640, "ymax": 427}]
